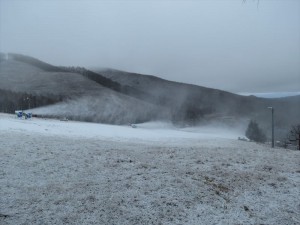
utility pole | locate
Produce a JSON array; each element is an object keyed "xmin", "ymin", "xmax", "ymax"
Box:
[{"xmin": 268, "ymin": 107, "xmax": 274, "ymax": 148}]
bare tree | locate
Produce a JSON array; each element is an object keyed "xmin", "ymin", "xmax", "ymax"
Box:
[{"xmin": 289, "ymin": 124, "xmax": 300, "ymax": 150}]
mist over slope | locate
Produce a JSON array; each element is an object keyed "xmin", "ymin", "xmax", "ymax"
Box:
[
  {"xmin": 0, "ymin": 53, "xmax": 168, "ymax": 124},
  {"xmin": 31, "ymin": 94, "xmax": 167, "ymax": 124},
  {"xmin": 96, "ymin": 68, "xmax": 300, "ymax": 138},
  {"xmin": 0, "ymin": 53, "xmax": 299, "ymax": 137}
]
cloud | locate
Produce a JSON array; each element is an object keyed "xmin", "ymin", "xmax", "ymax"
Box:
[{"xmin": 0, "ymin": 0, "xmax": 299, "ymax": 93}]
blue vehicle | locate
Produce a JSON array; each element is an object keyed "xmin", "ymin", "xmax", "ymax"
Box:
[
  {"xmin": 24, "ymin": 112, "xmax": 32, "ymax": 119},
  {"xmin": 15, "ymin": 111, "xmax": 32, "ymax": 119},
  {"xmin": 15, "ymin": 111, "xmax": 23, "ymax": 118}
]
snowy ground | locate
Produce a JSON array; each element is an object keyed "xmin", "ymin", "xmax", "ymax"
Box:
[{"xmin": 0, "ymin": 113, "xmax": 299, "ymax": 225}]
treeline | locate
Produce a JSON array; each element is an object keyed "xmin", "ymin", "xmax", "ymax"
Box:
[
  {"xmin": 60, "ymin": 66, "xmax": 121, "ymax": 90},
  {"xmin": 60, "ymin": 66, "xmax": 162, "ymax": 105},
  {"xmin": 60, "ymin": 66, "xmax": 217, "ymax": 124},
  {"xmin": 0, "ymin": 89, "xmax": 64, "ymax": 113}
]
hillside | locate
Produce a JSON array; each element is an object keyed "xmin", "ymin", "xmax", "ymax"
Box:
[
  {"xmin": 96, "ymin": 68, "xmax": 267, "ymax": 119},
  {"xmin": 97, "ymin": 68, "xmax": 300, "ymax": 136},
  {"xmin": 0, "ymin": 60, "xmax": 105, "ymax": 96},
  {"xmin": 0, "ymin": 53, "xmax": 299, "ymax": 136},
  {"xmin": 96, "ymin": 68, "xmax": 244, "ymax": 117},
  {"xmin": 0, "ymin": 53, "xmax": 168, "ymax": 124}
]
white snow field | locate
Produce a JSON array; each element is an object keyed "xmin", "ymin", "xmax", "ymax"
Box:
[{"xmin": 0, "ymin": 113, "xmax": 299, "ymax": 225}]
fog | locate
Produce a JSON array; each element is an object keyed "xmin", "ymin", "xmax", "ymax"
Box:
[{"xmin": 0, "ymin": 0, "xmax": 299, "ymax": 93}]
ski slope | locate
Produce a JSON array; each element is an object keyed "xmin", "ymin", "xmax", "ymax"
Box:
[
  {"xmin": 0, "ymin": 113, "xmax": 245, "ymax": 143},
  {"xmin": 0, "ymin": 113, "xmax": 299, "ymax": 225}
]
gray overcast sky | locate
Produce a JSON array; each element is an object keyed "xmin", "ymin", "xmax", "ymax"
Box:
[{"xmin": 0, "ymin": 0, "xmax": 299, "ymax": 93}]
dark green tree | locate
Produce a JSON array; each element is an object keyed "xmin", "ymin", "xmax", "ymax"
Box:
[{"xmin": 246, "ymin": 120, "xmax": 266, "ymax": 143}]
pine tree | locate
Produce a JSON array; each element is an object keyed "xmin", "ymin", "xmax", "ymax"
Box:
[{"xmin": 246, "ymin": 120, "xmax": 266, "ymax": 143}]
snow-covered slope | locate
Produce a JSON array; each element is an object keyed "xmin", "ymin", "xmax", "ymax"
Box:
[
  {"xmin": 27, "ymin": 92, "xmax": 168, "ymax": 124},
  {"xmin": 0, "ymin": 113, "xmax": 243, "ymax": 142},
  {"xmin": 0, "ymin": 58, "xmax": 167, "ymax": 124},
  {"xmin": 1, "ymin": 113, "xmax": 299, "ymax": 225}
]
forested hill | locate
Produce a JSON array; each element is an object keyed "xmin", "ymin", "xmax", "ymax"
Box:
[{"xmin": 0, "ymin": 53, "xmax": 299, "ymax": 136}]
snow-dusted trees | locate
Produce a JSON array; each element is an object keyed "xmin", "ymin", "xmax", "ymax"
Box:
[
  {"xmin": 245, "ymin": 120, "xmax": 266, "ymax": 143},
  {"xmin": 0, "ymin": 89, "xmax": 64, "ymax": 113}
]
